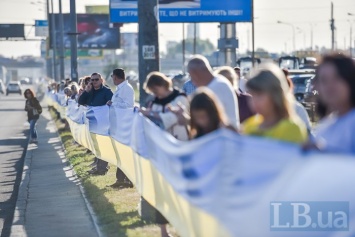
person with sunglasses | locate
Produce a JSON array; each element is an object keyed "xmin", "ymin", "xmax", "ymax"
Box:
[
  {"xmin": 78, "ymin": 73, "xmax": 113, "ymax": 107},
  {"xmin": 78, "ymin": 72, "xmax": 113, "ymax": 175}
]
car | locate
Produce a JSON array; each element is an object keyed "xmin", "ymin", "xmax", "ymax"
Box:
[
  {"xmin": 289, "ymin": 74, "xmax": 315, "ymax": 102},
  {"xmin": 6, "ymin": 81, "xmax": 22, "ymax": 96},
  {"xmin": 0, "ymin": 80, "xmax": 6, "ymax": 94},
  {"xmin": 20, "ymin": 78, "xmax": 30, "ymax": 85}
]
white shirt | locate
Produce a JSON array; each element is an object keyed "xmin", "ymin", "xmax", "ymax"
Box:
[
  {"xmin": 239, "ymin": 77, "xmax": 248, "ymax": 93},
  {"xmin": 294, "ymin": 102, "xmax": 311, "ymax": 131},
  {"xmin": 315, "ymin": 109, "xmax": 355, "ymax": 154},
  {"xmin": 207, "ymin": 75, "xmax": 240, "ymax": 128},
  {"xmin": 111, "ymin": 80, "xmax": 135, "ymax": 109}
]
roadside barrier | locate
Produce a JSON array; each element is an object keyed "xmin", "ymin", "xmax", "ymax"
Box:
[{"xmin": 46, "ymin": 93, "xmax": 355, "ymax": 237}]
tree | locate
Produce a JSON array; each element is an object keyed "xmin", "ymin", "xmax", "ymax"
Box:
[{"xmin": 166, "ymin": 39, "xmax": 216, "ymax": 58}]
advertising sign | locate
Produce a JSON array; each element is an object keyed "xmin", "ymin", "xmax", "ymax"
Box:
[
  {"xmin": 35, "ymin": 20, "xmax": 48, "ymax": 37},
  {"xmin": 86, "ymin": 5, "xmax": 109, "ymax": 14},
  {"xmin": 110, "ymin": 0, "xmax": 252, "ymax": 23},
  {"xmin": 0, "ymin": 24, "xmax": 25, "ymax": 38},
  {"xmin": 49, "ymin": 14, "xmax": 120, "ymax": 49}
]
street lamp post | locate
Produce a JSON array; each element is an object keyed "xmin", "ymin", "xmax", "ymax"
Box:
[
  {"xmin": 50, "ymin": 0, "xmax": 58, "ymax": 81},
  {"xmin": 348, "ymin": 13, "xmax": 354, "ymax": 58},
  {"xmin": 309, "ymin": 23, "xmax": 317, "ymax": 50},
  {"xmin": 58, "ymin": 0, "xmax": 65, "ymax": 80},
  {"xmin": 251, "ymin": 0, "xmax": 255, "ymax": 67},
  {"xmin": 277, "ymin": 20, "xmax": 296, "ymax": 53}
]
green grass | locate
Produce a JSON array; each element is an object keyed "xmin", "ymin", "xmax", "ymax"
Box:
[{"xmin": 50, "ymin": 109, "xmax": 178, "ymax": 237}]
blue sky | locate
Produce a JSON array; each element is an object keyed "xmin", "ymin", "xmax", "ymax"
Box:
[{"xmin": 0, "ymin": 0, "xmax": 354, "ymax": 57}]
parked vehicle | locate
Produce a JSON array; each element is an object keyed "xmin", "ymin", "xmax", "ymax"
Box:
[
  {"xmin": 171, "ymin": 73, "xmax": 189, "ymax": 89},
  {"xmin": 6, "ymin": 81, "xmax": 22, "ymax": 96},
  {"xmin": 0, "ymin": 80, "xmax": 6, "ymax": 94},
  {"xmin": 289, "ymin": 74, "xmax": 315, "ymax": 102},
  {"xmin": 300, "ymin": 57, "xmax": 318, "ymax": 69},
  {"xmin": 279, "ymin": 56, "xmax": 300, "ymax": 70},
  {"xmin": 20, "ymin": 78, "xmax": 31, "ymax": 85},
  {"xmin": 237, "ymin": 56, "xmax": 261, "ymax": 76}
]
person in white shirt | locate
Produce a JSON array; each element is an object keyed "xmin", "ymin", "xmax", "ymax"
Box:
[
  {"xmin": 187, "ymin": 55, "xmax": 240, "ymax": 128},
  {"xmin": 107, "ymin": 68, "xmax": 135, "ymax": 189},
  {"xmin": 107, "ymin": 68, "xmax": 135, "ymax": 108}
]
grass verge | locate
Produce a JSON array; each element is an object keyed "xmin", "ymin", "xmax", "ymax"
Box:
[{"xmin": 49, "ymin": 108, "xmax": 178, "ymax": 237}]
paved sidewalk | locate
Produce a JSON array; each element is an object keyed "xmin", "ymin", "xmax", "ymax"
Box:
[{"xmin": 10, "ymin": 107, "xmax": 99, "ymax": 237}]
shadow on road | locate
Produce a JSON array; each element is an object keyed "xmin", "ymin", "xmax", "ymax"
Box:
[{"xmin": 0, "ymin": 129, "xmax": 28, "ymax": 237}]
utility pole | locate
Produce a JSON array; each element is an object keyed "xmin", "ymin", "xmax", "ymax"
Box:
[
  {"xmin": 50, "ymin": 0, "xmax": 57, "ymax": 81},
  {"xmin": 251, "ymin": 0, "xmax": 255, "ymax": 66},
  {"xmin": 348, "ymin": 13, "xmax": 354, "ymax": 57},
  {"xmin": 351, "ymin": 23, "xmax": 353, "ymax": 57},
  {"xmin": 69, "ymin": 0, "xmax": 78, "ymax": 82},
  {"xmin": 193, "ymin": 23, "xmax": 197, "ymax": 54},
  {"xmin": 45, "ymin": 0, "xmax": 52, "ymax": 78},
  {"xmin": 58, "ymin": 0, "xmax": 65, "ymax": 80},
  {"xmin": 138, "ymin": 0, "xmax": 159, "ymax": 106},
  {"xmin": 310, "ymin": 23, "xmax": 316, "ymax": 50},
  {"xmin": 330, "ymin": 2, "xmax": 335, "ymax": 51},
  {"xmin": 182, "ymin": 23, "xmax": 186, "ymax": 73}
]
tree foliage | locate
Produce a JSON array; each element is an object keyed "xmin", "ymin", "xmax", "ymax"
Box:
[{"xmin": 167, "ymin": 39, "xmax": 216, "ymax": 58}]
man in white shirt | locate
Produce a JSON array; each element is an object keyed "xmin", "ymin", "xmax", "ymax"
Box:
[
  {"xmin": 107, "ymin": 68, "xmax": 135, "ymax": 108},
  {"xmin": 107, "ymin": 68, "xmax": 135, "ymax": 189},
  {"xmin": 187, "ymin": 55, "xmax": 240, "ymax": 128}
]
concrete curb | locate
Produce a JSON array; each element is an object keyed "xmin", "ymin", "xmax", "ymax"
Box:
[
  {"xmin": 10, "ymin": 137, "xmax": 32, "ymax": 237},
  {"xmin": 50, "ymin": 111, "xmax": 104, "ymax": 237}
]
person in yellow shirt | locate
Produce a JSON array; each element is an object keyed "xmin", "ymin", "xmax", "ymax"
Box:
[{"xmin": 242, "ymin": 63, "xmax": 308, "ymax": 144}]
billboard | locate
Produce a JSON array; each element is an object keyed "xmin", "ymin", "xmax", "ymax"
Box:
[
  {"xmin": 0, "ymin": 24, "xmax": 25, "ymax": 38},
  {"xmin": 86, "ymin": 5, "xmax": 110, "ymax": 14},
  {"xmin": 35, "ymin": 20, "xmax": 48, "ymax": 37},
  {"xmin": 110, "ymin": 0, "xmax": 252, "ymax": 23},
  {"xmin": 65, "ymin": 49, "xmax": 103, "ymax": 59},
  {"xmin": 49, "ymin": 14, "xmax": 120, "ymax": 49}
]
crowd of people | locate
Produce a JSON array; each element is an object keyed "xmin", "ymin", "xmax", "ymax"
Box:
[{"xmin": 46, "ymin": 53, "xmax": 355, "ymax": 237}]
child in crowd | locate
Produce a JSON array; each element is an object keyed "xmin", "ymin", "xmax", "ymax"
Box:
[
  {"xmin": 242, "ymin": 63, "xmax": 308, "ymax": 144},
  {"xmin": 190, "ymin": 87, "xmax": 236, "ymax": 138}
]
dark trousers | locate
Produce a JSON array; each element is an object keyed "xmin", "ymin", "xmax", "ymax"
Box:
[
  {"xmin": 116, "ymin": 168, "xmax": 133, "ymax": 184},
  {"xmin": 96, "ymin": 159, "xmax": 108, "ymax": 171}
]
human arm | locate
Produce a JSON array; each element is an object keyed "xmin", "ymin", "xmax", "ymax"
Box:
[
  {"xmin": 159, "ymin": 96, "xmax": 190, "ymax": 130},
  {"xmin": 78, "ymin": 90, "xmax": 90, "ymax": 106}
]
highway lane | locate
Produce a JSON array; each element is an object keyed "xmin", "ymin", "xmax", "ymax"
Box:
[{"xmin": 0, "ymin": 91, "xmax": 29, "ymax": 237}]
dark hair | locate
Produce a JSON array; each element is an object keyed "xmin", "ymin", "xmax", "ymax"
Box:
[
  {"xmin": 318, "ymin": 54, "xmax": 355, "ymax": 108},
  {"xmin": 24, "ymin": 88, "xmax": 35, "ymax": 99},
  {"xmin": 84, "ymin": 76, "xmax": 91, "ymax": 84},
  {"xmin": 190, "ymin": 88, "xmax": 228, "ymax": 138},
  {"xmin": 144, "ymin": 71, "xmax": 172, "ymax": 91},
  {"xmin": 113, "ymin": 68, "xmax": 125, "ymax": 80},
  {"xmin": 91, "ymin": 72, "xmax": 102, "ymax": 78}
]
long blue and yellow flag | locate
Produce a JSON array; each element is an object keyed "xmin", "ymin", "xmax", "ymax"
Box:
[{"xmin": 47, "ymin": 94, "xmax": 355, "ymax": 237}]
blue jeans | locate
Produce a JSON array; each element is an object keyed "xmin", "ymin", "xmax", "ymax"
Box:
[{"xmin": 29, "ymin": 119, "xmax": 38, "ymax": 139}]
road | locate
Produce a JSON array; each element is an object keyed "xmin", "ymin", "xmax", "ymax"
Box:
[{"xmin": 0, "ymin": 90, "xmax": 29, "ymax": 237}]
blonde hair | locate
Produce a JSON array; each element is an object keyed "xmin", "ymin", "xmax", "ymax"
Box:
[
  {"xmin": 246, "ymin": 63, "xmax": 295, "ymax": 119},
  {"xmin": 144, "ymin": 71, "xmax": 173, "ymax": 93},
  {"xmin": 215, "ymin": 66, "xmax": 239, "ymax": 88}
]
